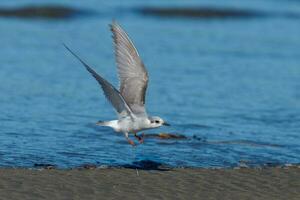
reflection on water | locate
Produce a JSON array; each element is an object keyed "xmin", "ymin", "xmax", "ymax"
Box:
[{"xmin": 0, "ymin": 0, "xmax": 300, "ymax": 168}]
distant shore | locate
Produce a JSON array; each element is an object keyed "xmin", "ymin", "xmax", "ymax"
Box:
[{"xmin": 0, "ymin": 167, "xmax": 299, "ymax": 200}]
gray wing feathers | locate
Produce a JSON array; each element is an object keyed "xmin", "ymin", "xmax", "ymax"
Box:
[
  {"xmin": 110, "ymin": 22, "xmax": 149, "ymax": 115},
  {"xmin": 63, "ymin": 44, "xmax": 134, "ymax": 118}
]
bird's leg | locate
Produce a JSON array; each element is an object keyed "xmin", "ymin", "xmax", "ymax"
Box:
[
  {"xmin": 134, "ymin": 132, "xmax": 144, "ymax": 144},
  {"xmin": 124, "ymin": 132, "xmax": 135, "ymax": 146}
]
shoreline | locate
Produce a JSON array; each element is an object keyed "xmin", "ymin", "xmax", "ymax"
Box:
[
  {"xmin": 0, "ymin": 166, "xmax": 299, "ymax": 200},
  {"xmin": 3, "ymin": 159, "xmax": 299, "ymax": 170}
]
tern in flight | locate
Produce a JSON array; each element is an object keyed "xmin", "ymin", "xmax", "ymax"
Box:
[{"xmin": 64, "ymin": 21, "xmax": 170, "ymax": 145}]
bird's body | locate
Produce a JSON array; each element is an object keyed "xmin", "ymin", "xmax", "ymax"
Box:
[
  {"xmin": 99, "ymin": 117, "xmax": 150, "ymax": 133},
  {"xmin": 64, "ymin": 21, "xmax": 169, "ymax": 145}
]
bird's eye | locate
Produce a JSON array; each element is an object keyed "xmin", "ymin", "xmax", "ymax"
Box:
[{"xmin": 155, "ymin": 120, "xmax": 160, "ymax": 123}]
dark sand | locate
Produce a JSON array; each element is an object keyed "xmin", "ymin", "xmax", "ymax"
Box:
[{"xmin": 0, "ymin": 167, "xmax": 299, "ymax": 200}]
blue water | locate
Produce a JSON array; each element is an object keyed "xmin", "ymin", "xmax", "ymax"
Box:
[{"xmin": 0, "ymin": 0, "xmax": 300, "ymax": 168}]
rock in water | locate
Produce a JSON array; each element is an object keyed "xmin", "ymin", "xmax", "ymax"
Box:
[
  {"xmin": 0, "ymin": 5, "xmax": 93, "ymax": 19},
  {"xmin": 145, "ymin": 133, "xmax": 187, "ymax": 140},
  {"xmin": 136, "ymin": 7, "xmax": 263, "ymax": 19}
]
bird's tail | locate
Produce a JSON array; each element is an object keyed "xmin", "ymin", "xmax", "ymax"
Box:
[{"xmin": 96, "ymin": 120, "xmax": 110, "ymax": 126}]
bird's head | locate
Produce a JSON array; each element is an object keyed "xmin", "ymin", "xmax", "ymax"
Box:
[{"xmin": 148, "ymin": 116, "xmax": 170, "ymax": 128}]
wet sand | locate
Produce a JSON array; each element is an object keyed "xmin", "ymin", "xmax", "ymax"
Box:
[{"xmin": 0, "ymin": 167, "xmax": 299, "ymax": 200}]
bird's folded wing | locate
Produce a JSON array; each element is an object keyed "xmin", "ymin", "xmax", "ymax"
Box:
[
  {"xmin": 110, "ymin": 21, "xmax": 149, "ymax": 116},
  {"xmin": 64, "ymin": 44, "xmax": 134, "ymax": 118}
]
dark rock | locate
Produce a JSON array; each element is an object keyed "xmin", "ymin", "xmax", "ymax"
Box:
[
  {"xmin": 136, "ymin": 7, "xmax": 300, "ymax": 20},
  {"xmin": 79, "ymin": 164, "xmax": 97, "ymax": 170},
  {"xmin": 136, "ymin": 7, "xmax": 263, "ymax": 19},
  {"xmin": 263, "ymin": 162, "xmax": 281, "ymax": 168},
  {"xmin": 122, "ymin": 160, "xmax": 171, "ymax": 171},
  {"xmin": 34, "ymin": 163, "xmax": 56, "ymax": 169},
  {"xmin": 0, "ymin": 5, "xmax": 94, "ymax": 19},
  {"xmin": 145, "ymin": 133, "xmax": 187, "ymax": 140}
]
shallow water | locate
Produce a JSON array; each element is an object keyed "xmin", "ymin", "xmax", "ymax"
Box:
[{"xmin": 0, "ymin": 0, "xmax": 300, "ymax": 168}]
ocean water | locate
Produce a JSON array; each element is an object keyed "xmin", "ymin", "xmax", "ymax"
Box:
[{"xmin": 0, "ymin": 0, "xmax": 300, "ymax": 168}]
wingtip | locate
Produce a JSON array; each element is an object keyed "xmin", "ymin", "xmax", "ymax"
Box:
[
  {"xmin": 110, "ymin": 19, "xmax": 122, "ymax": 31},
  {"xmin": 110, "ymin": 20, "xmax": 119, "ymax": 40},
  {"xmin": 62, "ymin": 42, "xmax": 69, "ymax": 51},
  {"xmin": 62, "ymin": 43, "xmax": 87, "ymax": 69}
]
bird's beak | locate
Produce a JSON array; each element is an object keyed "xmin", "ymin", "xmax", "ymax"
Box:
[{"xmin": 163, "ymin": 122, "xmax": 170, "ymax": 126}]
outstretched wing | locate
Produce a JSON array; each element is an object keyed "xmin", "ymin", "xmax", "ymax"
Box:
[
  {"xmin": 63, "ymin": 44, "xmax": 134, "ymax": 118},
  {"xmin": 110, "ymin": 21, "xmax": 149, "ymax": 116}
]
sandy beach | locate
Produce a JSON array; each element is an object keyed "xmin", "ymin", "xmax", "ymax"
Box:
[{"xmin": 0, "ymin": 167, "xmax": 299, "ymax": 200}]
